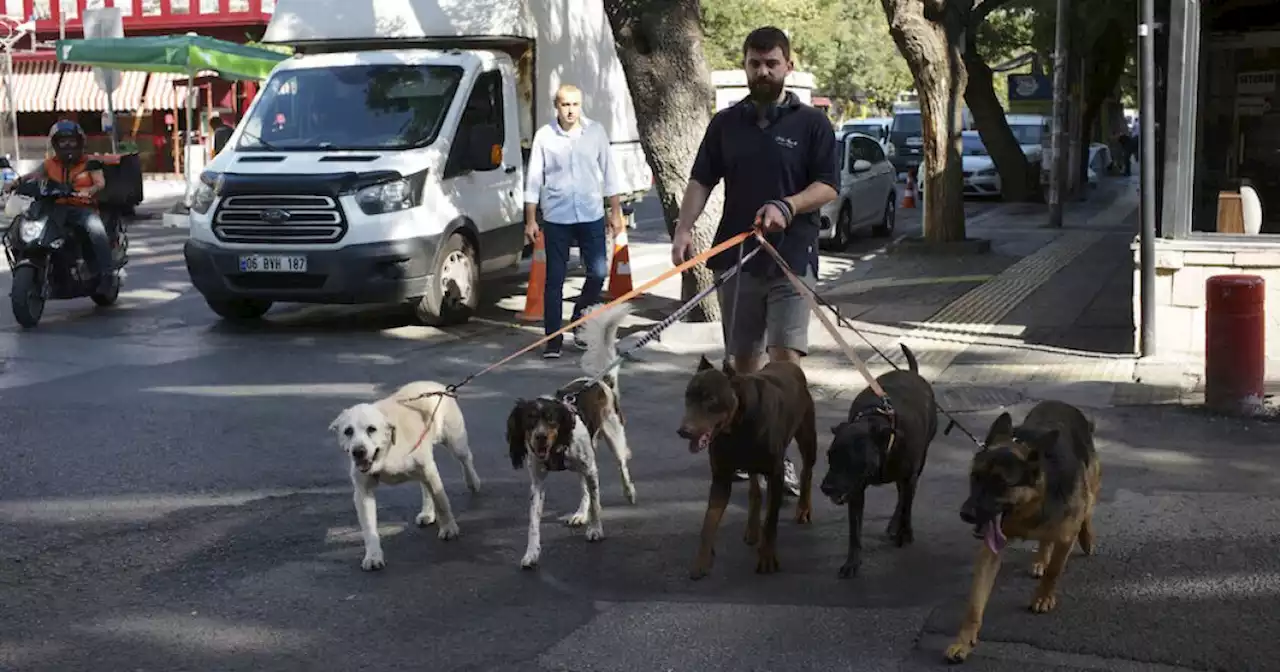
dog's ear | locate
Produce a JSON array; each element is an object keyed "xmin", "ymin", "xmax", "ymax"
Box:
[
  {"xmin": 983, "ymin": 412, "xmax": 1013, "ymax": 448},
  {"xmin": 697, "ymin": 355, "xmax": 714, "ymax": 372},
  {"xmin": 1015, "ymin": 427, "xmax": 1059, "ymax": 462},
  {"xmin": 328, "ymin": 409, "xmax": 347, "ymax": 434},
  {"xmin": 506, "ymin": 403, "xmax": 527, "ymax": 470},
  {"xmin": 554, "ymin": 402, "xmax": 576, "ymax": 448}
]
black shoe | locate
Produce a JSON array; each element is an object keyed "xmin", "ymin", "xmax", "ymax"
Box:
[
  {"xmin": 572, "ymin": 326, "xmax": 588, "ymax": 351},
  {"xmin": 543, "ymin": 337, "xmax": 563, "ymax": 359}
]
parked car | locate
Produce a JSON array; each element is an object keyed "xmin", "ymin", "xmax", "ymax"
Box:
[
  {"xmin": 958, "ymin": 131, "xmax": 1002, "ymax": 197},
  {"xmin": 819, "ymin": 132, "xmax": 898, "ymax": 250},
  {"xmin": 840, "ymin": 117, "xmax": 891, "ymax": 148},
  {"xmin": 1004, "ymin": 113, "xmax": 1050, "ymax": 166}
]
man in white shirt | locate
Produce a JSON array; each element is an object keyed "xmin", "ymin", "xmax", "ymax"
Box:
[{"xmin": 524, "ymin": 84, "xmax": 627, "ymax": 359}]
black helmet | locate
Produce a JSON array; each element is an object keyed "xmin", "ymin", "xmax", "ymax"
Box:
[{"xmin": 49, "ymin": 120, "xmax": 86, "ymax": 163}]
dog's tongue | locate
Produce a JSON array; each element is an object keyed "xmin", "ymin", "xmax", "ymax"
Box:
[
  {"xmin": 689, "ymin": 433, "xmax": 711, "ymax": 454},
  {"xmin": 983, "ymin": 514, "xmax": 1007, "ymax": 554}
]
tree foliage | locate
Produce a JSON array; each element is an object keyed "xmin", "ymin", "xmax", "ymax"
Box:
[{"xmin": 700, "ymin": 0, "xmax": 912, "ymax": 115}]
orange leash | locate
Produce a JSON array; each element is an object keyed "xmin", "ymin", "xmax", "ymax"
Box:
[{"xmin": 449, "ymin": 229, "xmax": 755, "ymax": 390}]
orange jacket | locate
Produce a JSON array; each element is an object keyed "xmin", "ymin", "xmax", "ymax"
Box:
[{"xmin": 43, "ymin": 156, "xmax": 101, "ymax": 208}]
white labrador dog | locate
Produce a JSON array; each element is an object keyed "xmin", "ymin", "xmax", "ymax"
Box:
[{"xmin": 329, "ymin": 380, "xmax": 482, "ymax": 571}]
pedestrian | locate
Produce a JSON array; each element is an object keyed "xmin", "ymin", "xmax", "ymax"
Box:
[
  {"xmin": 210, "ymin": 112, "xmax": 234, "ymax": 156},
  {"xmin": 523, "ymin": 84, "xmax": 627, "ymax": 359},
  {"xmin": 671, "ymin": 26, "xmax": 839, "ymax": 495},
  {"xmin": 1113, "ymin": 130, "xmax": 1132, "ymax": 176}
]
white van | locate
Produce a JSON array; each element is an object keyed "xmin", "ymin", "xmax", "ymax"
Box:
[{"xmin": 183, "ymin": 0, "xmax": 652, "ymax": 324}]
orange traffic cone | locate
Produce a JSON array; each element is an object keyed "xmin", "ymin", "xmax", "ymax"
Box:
[
  {"xmin": 606, "ymin": 229, "xmax": 634, "ymax": 300},
  {"xmin": 901, "ymin": 171, "xmax": 917, "ymax": 209},
  {"xmin": 519, "ymin": 230, "xmax": 547, "ymax": 322}
]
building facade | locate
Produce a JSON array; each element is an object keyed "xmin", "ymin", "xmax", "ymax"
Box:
[
  {"xmin": 1141, "ymin": 0, "xmax": 1280, "ymax": 362},
  {"xmin": 0, "ymin": 0, "xmax": 273, "ymax": 171}
]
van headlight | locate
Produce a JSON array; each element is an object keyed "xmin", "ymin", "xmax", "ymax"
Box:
[
  {"xmin": 886, "ymin": 142, "xmax": 896, "ymax": 157},
  {"xmin": 190, "ymin": 171, "xmax": 220, "ymax": 215},
  {"xmin": 19, "ymin": 217, "xmax": 46, "ymax": 243},
  {"xmin": 356, "ymin": 179, "xmax": 415, "ymax": 215}
]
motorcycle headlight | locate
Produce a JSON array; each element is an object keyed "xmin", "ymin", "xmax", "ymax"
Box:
[
  {"xmin": 19, "ymin": 217, "xmax": 46, "ymax": 243},
  {"xmin": 356, "ymin": 179, "xmax": 415, "ymax": 215},
  {"xmin": 190, "ymin": 171, "xmax": 220, "ymax": 215}
]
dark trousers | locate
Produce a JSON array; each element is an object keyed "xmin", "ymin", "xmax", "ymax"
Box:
[{"xmin": 542, "ymin": 218, "xmax": 608, "ymax": 341}]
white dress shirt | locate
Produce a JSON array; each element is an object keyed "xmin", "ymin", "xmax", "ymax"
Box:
[{"xmin": 523, "ymin": 117, "xmax": 621, "ymax": 225}]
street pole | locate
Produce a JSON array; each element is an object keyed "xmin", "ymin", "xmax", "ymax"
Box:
[
  {"xmin": 1048, "ymin": 0, "xmax": 1070, "ymax": 227},
  {"xmin": 1139, "ymin": 0, "xmax": 1157, "ymax": 356}
]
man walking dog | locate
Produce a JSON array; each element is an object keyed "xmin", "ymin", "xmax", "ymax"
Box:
[
  {"xmin": 672, "ymin": 26, "xmax": 838, "ymax": 495},
  {"xmin": 524, "ymin": 84, "xmax": 628, "ymax": 359}
]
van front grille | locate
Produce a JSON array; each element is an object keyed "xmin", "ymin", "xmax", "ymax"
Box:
[{"xmin": 212, "ymin": 194, "xmax": 347, "ymax": 244}]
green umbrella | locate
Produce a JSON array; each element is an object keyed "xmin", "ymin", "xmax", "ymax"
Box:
[
  {"xmin": 54, "ymin": 34, "xmax": 288, "ymax": 81},
  {"xmin": 55, "ymin": 34, "xmax": 290, "ymax": 204}
]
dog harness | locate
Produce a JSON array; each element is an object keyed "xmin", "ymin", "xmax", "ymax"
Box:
[{"xmin": 848, "ymin": 400, "xmax": 900, "ymax": 483}]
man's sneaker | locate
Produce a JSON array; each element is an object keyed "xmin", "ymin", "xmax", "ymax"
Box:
[
  {"xmin": 734, "ymin": 459, "xmax": 802, "ymax": 498},
  {"xmin": 542, "ymin": 338, "xmax": 563, "ymax": 359},
  {"xmin": 782, "ymin": 458, "xmax": 801, "ymax": 497}
]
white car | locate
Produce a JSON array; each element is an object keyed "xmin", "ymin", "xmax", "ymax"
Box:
[
  {"xmin": 819, "ymin": 132, "xmax": 898, "ymax": 250},
  {"xmin": 840, "ymin": 117, "xmax": 891, "ymax": 149},
  {"xmin": 960, "ymin": 131, "xmax": 1002, "ymax": 197}
]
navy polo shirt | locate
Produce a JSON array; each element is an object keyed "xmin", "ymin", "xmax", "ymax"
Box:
[{"xmin": 690, "ymin": 91, "xmax": 838, "ymax": 277}]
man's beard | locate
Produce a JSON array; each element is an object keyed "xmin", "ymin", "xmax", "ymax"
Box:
[{"xmin": 748, "ymin": 76, "xmax": 784, "ymax": 104}]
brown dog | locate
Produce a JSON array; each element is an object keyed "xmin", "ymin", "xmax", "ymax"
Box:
[
  {"xmin": 945, "ymin": 400, "xmax": 1102, "ymax": 664},
  {"xmin": 677, "ymin": 356, "xmax": 818, "ymax": 580}
]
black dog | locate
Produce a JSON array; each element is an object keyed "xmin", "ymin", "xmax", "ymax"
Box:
[{"xmin": 819, "ymin": 344, "xmax": 938, "ymax": 578}]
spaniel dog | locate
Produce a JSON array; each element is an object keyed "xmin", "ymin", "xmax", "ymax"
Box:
[
  {"xmin": 329, "ymin": 380, "xmax": 482, "ymax": 571},
  {"xmin": 506, "ymin": 303, "xmax": 636, "ymax": 569}
]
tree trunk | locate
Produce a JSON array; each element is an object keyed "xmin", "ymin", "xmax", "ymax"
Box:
[
  {"xmin": 881, "ymin": 0, "xmax": 969, "ymax": 243},
  {"xmin": 603, "ymin": 0, "xmax": 721, "ymax": 322},
  {"xmin": 1076, "ymin": 19, "xmax": 1128, "ymax": 188},
  {"xmin": 962, "ymin": 30, "xmax": 1037, "ymax": 202}
]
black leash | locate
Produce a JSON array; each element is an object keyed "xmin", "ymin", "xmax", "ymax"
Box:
[{"xmin": 793, "ymin": 277, "xmax": 986, "ymax": 449}]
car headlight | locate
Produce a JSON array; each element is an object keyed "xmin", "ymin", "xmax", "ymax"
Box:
[
  {"xmin": 191, "ymin": 171, "xmax": 220, "ymax": 215},
  {"xmin": 356, "ymin": 179, "xmax": 415, "ymax": 215},
  {"xmin": 886, "ymin": 142, "xmax": 896, "ymax": 157},
  {"xmin": 978, "ymin": 168, "xmax": 997, "ymax": 177},
  {"xmin": 19, "ymin": 217, "xmax": 46, "ymax": 243}
]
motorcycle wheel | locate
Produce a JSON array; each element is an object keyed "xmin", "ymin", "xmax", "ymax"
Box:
[
  {"xmin": 11, "ymin": 265, "xmax": 45, "ymax": 328},
  {"xmin": 91, "ymin": 271, "xmax": 122, "ymax": 307}
]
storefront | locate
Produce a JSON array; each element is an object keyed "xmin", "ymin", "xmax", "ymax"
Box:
[
  {"xmin": 0, "ymin": 0, "xmax": 273, "ymax": 172},
  {"xmin": 1141, "ymin": 0, "xmax": 1280, "ymax": 360}
]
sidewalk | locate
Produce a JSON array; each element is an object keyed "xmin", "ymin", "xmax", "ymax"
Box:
[{"xmin": 491, "ymin": 176, "xmax": 1239, "ymax": 413}]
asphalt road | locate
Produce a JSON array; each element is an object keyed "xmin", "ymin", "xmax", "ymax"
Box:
[{"xmin": 1, "ymin": 199, "xmax": 1278, "ymax": 672}]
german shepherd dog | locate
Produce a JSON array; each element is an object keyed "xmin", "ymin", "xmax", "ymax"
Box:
[
  {"xmin": 945, "ymin": 400, "xmax": 1102, "ymax": 664},
  {"xmin": 677, "ymin": 356, "xmax": 818, "ymax": 580},
  {"xmin": 819, "ymin": 344, "xmax": 938, "ymax": 578}
]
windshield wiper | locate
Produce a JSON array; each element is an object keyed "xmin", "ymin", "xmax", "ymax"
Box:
[{"xmin": 238, "ymin": 129, "xmax": 278, "ymax": 152}]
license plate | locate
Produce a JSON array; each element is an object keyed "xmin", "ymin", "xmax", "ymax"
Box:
[{"xmin": 239, "ymin": 254, "xmax": 307, "ymax": 273}]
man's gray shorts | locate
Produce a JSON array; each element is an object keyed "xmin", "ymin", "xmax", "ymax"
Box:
[{"xmin": 717, "ymin": 267, "xmax": 816, "ymax": 359}]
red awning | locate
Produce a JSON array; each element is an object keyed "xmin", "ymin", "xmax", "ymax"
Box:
[
  {"xmin": 0, "ymin": 59, "xmax": 60, "ymax": 113},
  {"xmin": 55, "ymin": 65, "xmax": 148, "ymax": 113}
]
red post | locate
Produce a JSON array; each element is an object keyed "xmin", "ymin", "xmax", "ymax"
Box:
[{"xmin": 1205, "ymin": 274, "xmax": 1266, "ymax": 415}]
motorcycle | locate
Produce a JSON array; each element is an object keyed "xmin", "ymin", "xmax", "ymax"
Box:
[{"xmin": 1, "ymin": 179, "xmax": 129, "ymax": 328}]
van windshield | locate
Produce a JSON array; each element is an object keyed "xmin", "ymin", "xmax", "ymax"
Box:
[
  {"xmin": 892, "ymin": 113, "xmax": 922, "ymax": 135},
  {"xmin": 1009, "ymin": 123, "xmax": 1044, "ymax": 146},
  {"xmin": 238, "ymin": 64, "xmax": 465, "ymax": 151}
]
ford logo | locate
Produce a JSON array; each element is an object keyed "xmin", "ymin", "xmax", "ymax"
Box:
[{"xmin": 261, "ymin": 208, "xmax": 291, "ymax": 225}]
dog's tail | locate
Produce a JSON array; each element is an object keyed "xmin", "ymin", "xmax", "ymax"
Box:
[
  {"xmin": 900, "ymin": 343, "xmax": 919, "ymax": 375},
  {"xmin": 579, "ymin": 302, "xmax": 634, "ymax": 385}
]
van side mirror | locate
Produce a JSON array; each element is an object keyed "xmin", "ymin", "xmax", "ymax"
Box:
[
  {"xmin": 852, "ymin": 159, "xmax": 872, "ymax": 173},
  {"xmin": 465, "ymin": 123, "xmax": 503, "ymax": 172}
]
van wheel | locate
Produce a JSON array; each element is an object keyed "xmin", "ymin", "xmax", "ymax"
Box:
[
  {"xmin": 207, "ymin": 298, "xmax": 272, "ymax": 321},
  {"xmin": 415, "ymin": 232, "xmax": 478, "ymax": 326},
  {"xmin": 873, "ymin": 195, "xmax": 896, "ymax": 237}
]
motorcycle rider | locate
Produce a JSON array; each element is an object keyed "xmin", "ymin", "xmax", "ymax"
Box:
[{"xmin": 5, "ymin": 120, "xmax": 114, "ymax": 294}]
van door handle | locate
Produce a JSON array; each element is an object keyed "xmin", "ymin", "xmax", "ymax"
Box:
[{"xmin": 504, "ymin": 165, "xmax": 517, "ymax": 174}]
